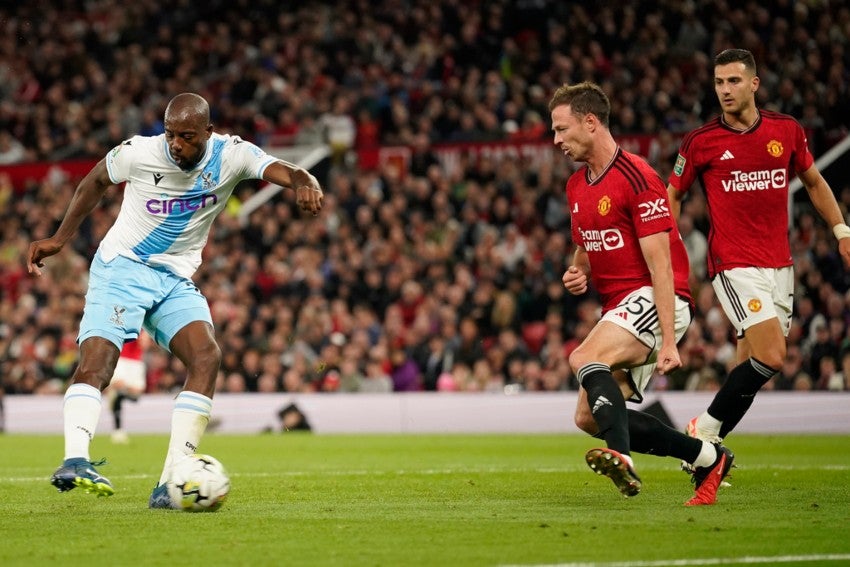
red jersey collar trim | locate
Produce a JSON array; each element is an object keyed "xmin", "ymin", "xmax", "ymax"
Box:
[
  {"xmin": 720, "ymin": 109, "xmax": 761, "ymax": 134},
  {"xmin": 585, "ymin": 146, "xmax": 621, "ymax": 185}
]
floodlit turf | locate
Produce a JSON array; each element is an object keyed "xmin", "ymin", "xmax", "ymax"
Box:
[{"xmin": 1, "ymin": 433, "xmax": 849, "ymax": 567}]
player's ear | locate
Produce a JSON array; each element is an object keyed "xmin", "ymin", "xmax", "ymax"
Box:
[{"xmin": 751, "ymin": 76, "xmax": 760, "ymax": 93}]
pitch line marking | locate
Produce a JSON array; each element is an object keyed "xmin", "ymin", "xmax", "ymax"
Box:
[
  {"xmin": 500, "ymin": 553, "xmax": 850, "ymax": 566},
  {"xmin": 5, "ymin": 463, "xmax": 850, "ymax": 483}
]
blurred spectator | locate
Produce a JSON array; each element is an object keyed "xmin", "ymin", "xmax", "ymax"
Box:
[
  {"xmin": 409, "ymin": 133, "xmax": 440, "ymax": 178},
  {"xmin": 321, "ymin": 95, "xmax": 357, "ymax": 168},
  {"xmin": 0, "ymin": 131, "xmax": 26, "ymax": 164},
  {"xmin": 773, "ymin": 345, "xmax": 811, "ymax": 391},
  {"xmin": 389, "ymin": 347, "xmax": 421, "ymax": 392},
  {"xmin": 807, "ymin": 319, "xmax": 839, "ymax": 378},
  {"xmin": 678, "ymin": 213, "xmax": 708, "ymax": 283},
  {"xmin": 683, "ymin": 347, "xmax": 722, "ymax": 392},
  {"xmin": 224, "ymin": 372, "xmax": 248, "ymax": 394},
  {"xmin": 282, "ymin": 368, "xmax": 310, "ymax": 393},
  {"xmin": 816, "ymin": 355, "xmax": 845, "ymax": 391},
  {"xmin": 455, "ymin": 316, "xmax": 485, "ymax": 367},
  {"xmin": 256, "ymin": 372, "xmax": 281, "ymax": 393},
  {"xmin": 3, "ymin": 0, "xmax": 850, "ymax": 399},
  {"xmin": 294, "ymin": 112, "xmax": 325, "ymax": 146},
  {"xmin": 840, "ymin": 352, "xmax": 850, "ymax": 392},
  {"xmin": 363, "ymin": 356, "xmax": 394, "ymax": 393}
]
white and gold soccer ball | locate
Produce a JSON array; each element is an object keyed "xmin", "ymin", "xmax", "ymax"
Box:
[{"xmin": 167, "ymin": 454, "xmax": 231, "ymax": 512}]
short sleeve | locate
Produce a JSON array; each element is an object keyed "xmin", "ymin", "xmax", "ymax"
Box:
[
  {"xmin": 105, "ymin": 137, "xmax": 141, "ymax": 184},
  {"xmin": 633, "ymin": 167, "xmax": 674, "ymax": 238},
  {"xmin": 226, "ymin": 136, "xmax": 278, "ymax": 180},
  {"xmin": 668, "ymin": 143, "xmax": 696, "ymax": 193},
  {"xmin": 793, "ymin": 121, "xmax": 815, "ymax": 174}
]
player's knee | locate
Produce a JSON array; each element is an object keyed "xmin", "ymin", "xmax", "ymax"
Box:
[
  {"xmin": 73, "ymin": 366, "xmax": 113, "ymax": 391},
  {"xmin": 204, "ymin": 340, "xmax": 223, "ymax": 369},
  {"xmin": 568, "ymin": 348, "xmax": 589, "ymax": 374},
  {"xmin": 575, "ymin": 414, "xmax": 598, "ymax": 435},
  {"xmin": 188, "ymin": 340, "xmax": 222, "ymax": 375},
  {"xmin": 754, "ymin": 345, "xmax": 785, "ymax": 371},
  {"xmin": 574, "ymin": 406, "xmax": 598, "ymax": 435}
]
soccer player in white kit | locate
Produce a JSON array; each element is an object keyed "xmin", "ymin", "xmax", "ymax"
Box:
[{"xmin": 27, "ymin": 93, "xmax": 323, "ymax": 507}]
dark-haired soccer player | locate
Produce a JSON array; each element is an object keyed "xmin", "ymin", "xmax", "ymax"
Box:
[
  {"xmin": 551, "ymin": 81, "xmax": 732, "ymax": 505},
  {"xmin": 668, "ymin": 49, "xmax": 850, "ymax": 446}
]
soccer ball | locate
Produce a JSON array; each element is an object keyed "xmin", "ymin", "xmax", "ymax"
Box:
[{"xmin": 167, "ymin": 453, "xmax": 231, "ymax": 512}]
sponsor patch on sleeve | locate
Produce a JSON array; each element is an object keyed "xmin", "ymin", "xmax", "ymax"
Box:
[{"xmin": 673, "ymin": 154, "xmax": 686, "ymax": 176}]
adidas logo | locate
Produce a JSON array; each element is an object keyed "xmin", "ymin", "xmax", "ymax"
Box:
[
  {"xmin": 592, "ymin": 396, "xmax": 613, "ymax": 414},
  {"xmin": 720, "ymin": 150, "xmax": 735, "ymax": 161}
]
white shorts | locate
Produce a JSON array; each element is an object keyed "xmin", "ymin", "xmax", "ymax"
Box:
[
  {"xmin": 602, "ymin": 286, "xmax": 692, "ymax": 402},
  {"xmin": 712, "ymin": 266, "xmax": 793, "ymax": 338},
  {"xmin": 111, "ymin": 357, "xmax": 146, "ymax": 392}
]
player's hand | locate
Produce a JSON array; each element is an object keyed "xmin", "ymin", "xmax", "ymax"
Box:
[
  {"xmin": 295, "ymin": 184, "xmax": 323, "ymax": 216},
  {"xmin": 562, "ymin": 265, "xmax": 588, "ymax": 295},
  {"xmin": 838, "ymin": 237, "xmax": 850, "ymax": 269},
  {"xmin": 655, "ymin": 344, "xmax": 682, "ymax": 375},
  {"xmin": 27, "ymin": 238, "xmax": 64, "ymax": 277}
]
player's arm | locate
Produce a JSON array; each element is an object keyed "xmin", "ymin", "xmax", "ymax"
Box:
[
  {"xmin": 262, "ymin": 160, "xmax": 324, "ymax": 216},
  {"xmin": 638, "ymin": 231, "xmax": 681, "ymax": 374},
  {"xmin": 798, "ymin": 164, "xmax": 850, "ymax": 268},
  {"xmin": 27, "ymin": 158, "xmax": 112, "ymax": 277},
  {"xmin": 667, "ymin": 184, "xmax": 684, "ymax": 221},
  {"xmin": 562, "ymin": 246, "xmax": 591, "ymax": 295}
]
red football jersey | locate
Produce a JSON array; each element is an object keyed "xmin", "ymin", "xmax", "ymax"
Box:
[
  {"xmin": 568, "ymin": 148, "xmax": 692, "ymax": 313},
  {"xmin": 668, "ymin": 110, "xmax": 814, "ymax": 278}
]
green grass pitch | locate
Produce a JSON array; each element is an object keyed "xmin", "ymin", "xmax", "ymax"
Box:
[{"xmin": 1, "ymin": 433, "xmax": 849, "ymax": 567}]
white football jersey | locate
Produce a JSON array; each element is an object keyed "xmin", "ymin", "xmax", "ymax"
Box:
[{"xmin": 102, "ymin": 132, "xmax": 277, "ymax": 278}]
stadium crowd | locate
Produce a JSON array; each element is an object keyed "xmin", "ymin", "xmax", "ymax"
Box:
[{"xmin": 2, "ymin": 0, "xmax": 850, "ymax": 396}]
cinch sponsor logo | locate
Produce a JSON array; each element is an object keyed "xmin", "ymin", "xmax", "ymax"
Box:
[
  {"xmin": 146, "ymin": 193, "xmax": 218, "ymax": 214},
  {"xmin": 579, "ymin": 228, "xmax": 624, "ymax": 251},
  {"xmin": 722, "ymin": 169, "xmax": 786, "ymax": 192}
]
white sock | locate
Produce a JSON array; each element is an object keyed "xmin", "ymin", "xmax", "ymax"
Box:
[
  {"xmin": 63, "ymin": 383, "xmax": 102, "ymax": 461},
  {"xmin": 696, "ymin": 413, "xmax": 723, "ymax": 438},
  {"xmin": 158, "ymin": 391, "xmax": 212, "ymax": 485},
  {"xmin": 621, "ymin": 453, "xmax": 635, "ymax": 469},
  {"xmin": 692, "ymin": 440, "xmax": 718, "ymax": 469}
]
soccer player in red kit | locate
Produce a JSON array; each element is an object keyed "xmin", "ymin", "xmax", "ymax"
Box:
[
  {"xmin": 106, "ymin": 330, "xmax": 152, "ymax": 443},
  {"xmin": 668, "ymin": 49, "xmax": 850, "ymax": 446},
  {"xmin": 551, "ymin": 81, "xmax": 732, "ymax": 505}
]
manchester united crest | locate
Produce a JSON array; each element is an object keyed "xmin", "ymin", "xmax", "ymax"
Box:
[
  {"xmin": 598, "ymin": 195, "xmax": 612, "ymax": 216},
  {"xmin": 766, "ymin": 140, "xmax": 784, "ymax": 157},
  {"xmin": 747, "ymin": 299, "xmax": 762, "ymax": 313}
]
